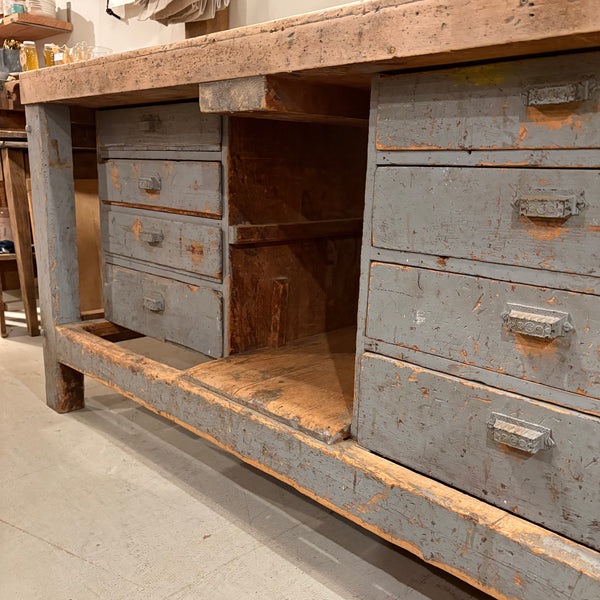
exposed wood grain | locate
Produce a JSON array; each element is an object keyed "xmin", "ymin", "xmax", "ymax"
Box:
[
  {"xmin": 82, "ymin": 319, "xmax": 143, "ymax": 343},
  {"xmin": 187, "ymin": 327, "xmax": 354, "ymax": 443},
  {"xmin": 75, "ymin": 180, "xmax": 103, "ymax": 315},
  {"xmin": 2, "ymin": 148, "xmax": 38, "ymax": 336},
  {"xmin": 54, "ymin": 322, "xmax": 600, "ymax": 600},
  {"xmin": 20, "ymin": 0, "xmax": 600, "ymax": 107},
  {"xmin": 268, "ymin": 277, "xmax": 288, "ymax": 348},
  {"xmin": 229, "ymin": 218, "xmax": 363, "ymax": 245},
  {"xmin": 228, "ymin": 118, "xmax": 366, "ymax": 225},
  {"xmin": 199, "ymin": 75, "xmax": 369, "ymax": 125},
  {"xmin": 0, "ymin": 12, "xmax": 72, "ymax": 40},
  {"xmin": 229, "ymin": 238, "xmax": 361, "ymax": 354}
]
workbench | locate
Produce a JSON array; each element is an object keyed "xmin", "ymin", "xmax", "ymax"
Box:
[{"xmin": 19, "ymin": 1, "xmax": 600, "ymax": 598}]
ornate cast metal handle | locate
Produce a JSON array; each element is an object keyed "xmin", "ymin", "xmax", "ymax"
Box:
[
  {"xmin": 527, "ymin": 82, "xmax": 590, "ymax": 106},
  {"xmin": 513, "ymin": 190, "xmax": 585, "ymax": 219},
  {"xmin": 487, "ymin": 413, "xmax": 554, "ymax": 455},
  {"xmin": 502, "ymin": 303, "xmax": 573, "ymax": 340},
  {"xmin": 138, "ymin": 175, "xmax": 161, "ymax": 191},
  {"xmin": 143, "ymin": 294, "xmax": 165, "ymax": 312}
]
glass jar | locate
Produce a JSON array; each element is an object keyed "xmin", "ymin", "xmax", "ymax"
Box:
[
  {"xmin": 43, "ymin": 43, "xmax": 55, "ymax": 67},
  {"xmin": 20, "ymin": 41, "xmax": 39, "ymax": 71},
  {"xmin": 4, "ymin": 0, "xmax": 26, "ymax": 15}
]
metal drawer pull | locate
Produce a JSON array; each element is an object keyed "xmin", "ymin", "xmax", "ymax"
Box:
[
  {"xmin": 502, "ymin": 303, "xmax": 573, "ymax": 339},
  {"xmin": 139, "ymin": 230, "xmax": 164, "ymax": 244},
  {"xmin": 513, "ymin": 190, "xmax": 585, "ymax": 219},
  {"xmin": 487, "ymin": 413, "xmax": 554, "ymax": 455},
  {"xmin": 527, "ymin": 82, "xmax": 590, "ymax": 106},
  {"xmin": 138, "ymin": 175, "xmax": 161, "ymax": 191},
  {"xmin": 143, "ymin": 294, "xmax": 165, "ymax": 312}
]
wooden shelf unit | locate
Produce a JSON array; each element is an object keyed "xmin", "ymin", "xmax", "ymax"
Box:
[{"xmin": 0, "ymin": 12, "xmax": 72, "ymax": 41}]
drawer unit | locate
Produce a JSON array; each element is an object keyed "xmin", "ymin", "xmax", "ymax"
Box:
[
  {"xmin": 102, "ymin": 206, "xmax": 223, "ymax": 279},
  {"xmin": 372, "ymin": 167, "xmax": 600, "ymax": 277},
  {"xmin": 104, "ymin": 264, "xmax": 223, "ymax": 357},
  {"xmin": 97, "ymin": 102, "xmax": 221, "ymax": 152},
  {"xmin": 376, "ymin": 52, "xmax": 600, "ymax": 151},
  {"xmin": 365, "ymin": 262, "xmax": 600, "ymax": 403},
  {"xmin": 98, "ymin": 159, "xmax": 222, "ymax": 217},
  {"xmin": 356, "ymin": 352, "xmax": 600, "ymax": 550}
]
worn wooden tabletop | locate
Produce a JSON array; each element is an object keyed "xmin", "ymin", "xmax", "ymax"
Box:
[{"xmin": 18, "ymin": 0, "xmax": 600, "ymax": 108}]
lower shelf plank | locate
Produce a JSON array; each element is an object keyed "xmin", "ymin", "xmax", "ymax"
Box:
[{"xmin": 55, "ymin": 322, "xmax": 600, "ymax": 600}]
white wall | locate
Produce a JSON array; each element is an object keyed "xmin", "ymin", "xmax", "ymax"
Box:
[{"xmin": 43, "ymin": 1, "xmax": 351, "ymax": 55}]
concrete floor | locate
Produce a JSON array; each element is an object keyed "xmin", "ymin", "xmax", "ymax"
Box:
[{"xmin": 1, "ymin": 291, "xmax": 491, "ymax": 600}]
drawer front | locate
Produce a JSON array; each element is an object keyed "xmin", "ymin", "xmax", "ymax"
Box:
[
  {"xmin": 366, "ymin": 262, "xmax": 600, "ymax": 401},
  {"xmin": 376, "ymin": 52, "xmax": 600, "ymax": 151},
  {"xmin": 97, "ymin": 102, "xmax": 221, "ymax": 151},
  {"xmin": 372, "ymin": 167, "xmax": 600, "ymax": 277},
  {"xmin": 356, "ymin": 353, "xmax": 600, "ymax": 550},
  {"xmin": 104, "ymin": 264, "xmax": 223, "ymax": 357},
  {"xmin": 99, "ymin": 159, "xmax": 222, "ymax": 217},
  {"xmin": 102, "ymin": 207, "xmax": 222, "ymax": 279}
]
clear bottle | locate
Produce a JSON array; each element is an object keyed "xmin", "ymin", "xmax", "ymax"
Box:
[{"xmin": 20, "ymin": 41, "xmax": 39, "ymax": 71}]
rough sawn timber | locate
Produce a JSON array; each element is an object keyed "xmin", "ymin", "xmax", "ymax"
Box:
[
  {"xmin": 53, "ymin": 321, "xmax": 600, "ymax": 600},
  {"xmin": 18, "ymin": 0, "xmax": 600, "ymax": 107}
]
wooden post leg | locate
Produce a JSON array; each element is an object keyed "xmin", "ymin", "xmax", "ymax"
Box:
[
  {"xmin": 0, "ymin": 275, "xmax": 7, "ymax": 338},
  {"xmin": 26, "ymin": 103, "xmax": 84, "ymax": 412},
  {"xmin": 2, "ymin": 148, "xmax": 39, "ymax": 336}
]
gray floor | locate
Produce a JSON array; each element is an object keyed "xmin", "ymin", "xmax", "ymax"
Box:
[{"xmin": 1, "ymin": 291, "xmax": 491, "ymax": 600}]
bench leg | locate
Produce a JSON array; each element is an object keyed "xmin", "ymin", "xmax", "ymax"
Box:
[
  {"xmin": 45, "ymin": 359, "xmax": 84, "ymax": 413},
  {"xmin": 26, "ymin": 103, "xmax": 82, "ymax": 412},
  {"xmin": 0, "ymin": 276, "xmax": 6, "ymax": 338}
]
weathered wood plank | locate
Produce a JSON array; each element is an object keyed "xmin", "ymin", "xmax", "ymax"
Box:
[
  {"xmin": 0, "ymin": 275, "xmax": 6, "ymax": 338},
  {"xmin": 186, "ymin": 328, "xmax": 354, "ymax": 443},
  {"xmin": 199, "ymin": 75, "xmax": 369, "ymax": 124},
  {"xmin": 102, "ymin": 206, "xmax": 223, "ymax": 279},
  {"xmin": 26, "ymin": 103, "xmax": 84, "ymax": 412},
  {"xmin": 372, "ymin": 166, "xmax": 600, "ymax": 277},
  {"xmin": 229, "ymin": 218, "xmax": 362, "ymax": 245},
  {"xmin": 98, "ymin": 158, "xmax": 222, "ymax": 218},
  {"xmin": 54, "ymin": 322, "xmax": 600, "ymax": 600},
  {"xmin": 97, "ymin": 103, "xmax": 221, "ymax": 152},
  {"xmin": 2, "ymin": 148, "xmax": 39, "ymax": 336},
  {"xmin": 19, "ymin": 0, "xmax": 600, "ymax": 107},
  {"xmin": 357, "ymin": 352, "xmax": 600, "ymax": 549},
  {"xmin": 103, "ymin": 263, "xmax": 223, "ymax": 357},
  {"xmin": 377, "ymin": 52, "xmax": 600, "ymax": 151},
  {"xmin": 82, "ymin": 319, "xmax": 143, "ymax": 343},
  {"xmin": 366, "ymin": 262, "xmax": 600, "ymax": 402}
]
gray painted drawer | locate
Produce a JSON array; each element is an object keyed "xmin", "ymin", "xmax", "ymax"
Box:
[
  {"xmin": 376, "ymin": 52, "xmax": 600, "ymax": 151},
  {"xmin": 356, "ymin": 352, "xmax": 600, "ymax": 550},
  {"xmin": 104, "ymin": 263, "xmax": 223, "ymax": 357},
  {"xmin": 372, "ymin": 166, "xmax": 600, "ymax": 277},
  {"xmin": 99, "ymin": 159, "xmax": 222, "ymax": 217},
  {"xmin": 97, "ymin": 102, "xmax": 221, "ymax": 151},
  {"xmin": 102, "ymin": 206, "xmax": 222, "ymax": 279},
  {"xmin": 366, "ymin": 262, "xmax": 600, "ymax": 402}
]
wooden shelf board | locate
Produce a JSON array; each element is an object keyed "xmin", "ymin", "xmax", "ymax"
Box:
[
  {"xmin": 0, "ymin": 12, "xmax": 72, "ymax": 41},
  {"xmin": 185, "ymin": 327, "xmax": 356, "ymax": 443}
]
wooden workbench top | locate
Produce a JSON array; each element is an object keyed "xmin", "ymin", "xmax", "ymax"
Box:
[{"xmin": 18, "ymin": 0, "xmax": 600, "ymax": 108}]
